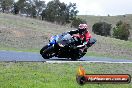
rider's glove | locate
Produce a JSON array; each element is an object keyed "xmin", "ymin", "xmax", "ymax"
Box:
[{"xmin": 83, "ymin": 42, "xmax": 87, "ymax": 45}]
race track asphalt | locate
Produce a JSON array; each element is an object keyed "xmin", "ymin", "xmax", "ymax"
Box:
[{"xmin": 0, "ymin": 50, "xmax": 132, "ymax": 63}]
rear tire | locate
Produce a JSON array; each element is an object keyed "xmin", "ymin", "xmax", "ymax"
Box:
[
  {"xmin": 71, "ymin": 55, "xmax": 80, "ymax": 60},
  {"xmin": 71, "ymin": 51, "xmax": 86, "ymax": 61},
  {"xmin": 71, "ymin": 58, "xmax": 79, "ymax": 61}
]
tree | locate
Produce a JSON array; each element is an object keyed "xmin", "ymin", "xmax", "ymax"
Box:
[
  {"xmin": 16, "ymin": 0, "xmax": 45, "ymax": 18},
  {"xmin": 0, "ymin": 0, "xmax": 14, "ymax": 13},
  {"xmin": 113, "ymin": 21, "xmax": 130, "ymax": 40},
  {"xmin": 67, "ymin": 2, "xmax": 78, "ymax": 20},
  {"xmin": 41, "ymin": 0, "xmax": 78, "ymax": 25},
  {"xmin": 92, "ymin": 22, "xmax": 112, "ymax": 36},
  {"xmin": 19, "ymin": 0, "xmax": 36, "ymax": 17},
  {"xmin": 33, "ymin": 0, "xmax": 45, "ymax": 16},
  {"xmin": 16, "ymin": 0, "xmax": 26, "ymax": 14},
  {"xmin": 27, "ymin": 0, "xmax": 45, "ymax": 17},
  {"xmin": 30, "ymin": 5, "xmax": 37, "ymax": 18},
  {"xmin": 12, "ymin": 2, "xmax": 19, "ymax": 14},
  {"xmin": 41, "ymin": 0, "xmax": 56, "ymax": 22}
]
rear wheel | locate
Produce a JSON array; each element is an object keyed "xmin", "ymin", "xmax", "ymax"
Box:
[
  {"xmin": 71, "ymin": 51, "xmax": 86, "ymax": 61},
  {"xmin": 71, "ymin": 58, "xmax": 80, "ymax": 61},
  {"xmin": 70, "ymin": 49, "xmax": 80, "ymax": 61},
  {"xmin": 71, "ymin": 54, "xmax": 80, "ymax": 61}
]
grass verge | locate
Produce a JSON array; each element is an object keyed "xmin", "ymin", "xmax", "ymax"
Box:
[
  {"xmin": 0, "ymin": 47, "xmax": 40, "ymax": 53},
  {"xmin": 86, "ymin": 51, "xmax": 132, "ymax": 60},
  {"xmin": 0, "ymin": 62, "xmax": 131, "ymax": 88}
]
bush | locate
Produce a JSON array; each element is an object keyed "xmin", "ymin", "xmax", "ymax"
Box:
[
  {"xmin": 71, "ymin": 18, "xmax": 86, "ymax": 28},
  {"xmin": 113, "ymin": 21, "xmax": 130, "ymax": 40},
  {"xmin": 92, "ymin": 22, "xmax": 112, "ymax": 36}
]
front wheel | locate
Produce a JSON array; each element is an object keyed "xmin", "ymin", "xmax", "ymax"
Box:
[
  {"xmin": 42, "ymin": 53, "xmax": 50, "ymax": 59},
  {"xmin": 40, "ymin": 45, "xmax": 54, "ymax": 59},
  {"xmin": 40, "ymin": 45, "xmax": 48, "ymax": 55}
]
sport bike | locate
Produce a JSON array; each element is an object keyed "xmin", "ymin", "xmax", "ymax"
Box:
[{"xmin": 40, "ymin": 32, "xmax": 88, "ymax": 60}]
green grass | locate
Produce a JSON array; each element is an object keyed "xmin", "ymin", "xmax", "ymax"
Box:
[
  {"xmin": 96, "ymin": 35, "xmax": 132, "ymax": 47},
  {"xmin": 0, "ymin": 46, "xmax": 40, "ymax": 53},
  {"xmin": 86, "ymin": 51, "xmax": 132, "ymax": 60},
  {"xmin": 97, "ymin": 35, "xmax": 132, "ymax": 48},
  {"xmin": 0, "ymin": 62, "xmax": 131, "ymax": 88}
]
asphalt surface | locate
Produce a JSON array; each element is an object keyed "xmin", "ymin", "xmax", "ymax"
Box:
[{"xmin": 0, "ymin": 50, "xmax": 132, "ymax": 63}]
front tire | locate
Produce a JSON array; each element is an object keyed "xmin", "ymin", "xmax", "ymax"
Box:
[
  {"xmin": 40, "ymin": 45, "xmax": 54, "ymax": 59},
  {"xmin": 42, "ymin": 53, "xmax": 50, "ymax": 59},
  {"xmin": 40, "ymin": 45, "xmax": 48, "ymax": 55}
]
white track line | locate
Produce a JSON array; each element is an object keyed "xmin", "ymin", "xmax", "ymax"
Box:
[{"xmin": 46, "ymin": 61, "xmax": 132, "ymax": 63}]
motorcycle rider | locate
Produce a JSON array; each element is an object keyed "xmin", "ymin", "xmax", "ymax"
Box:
[
  {"xmin": 40, "ymin": 23, "xmax": 96, "ymax": 59},
  {"xmin": 68, "ymin": 24, "xmax": 96, "ymax": 52}
]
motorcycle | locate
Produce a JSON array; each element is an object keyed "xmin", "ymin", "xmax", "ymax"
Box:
[{"xmin": 40, "ymin": 32, "xmax": 87, "ymax": 60}]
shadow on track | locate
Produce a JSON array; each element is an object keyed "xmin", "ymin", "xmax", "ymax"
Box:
[{"xmin": 46, "ymin": 58, "xmax": 85, "ymax": 61}]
